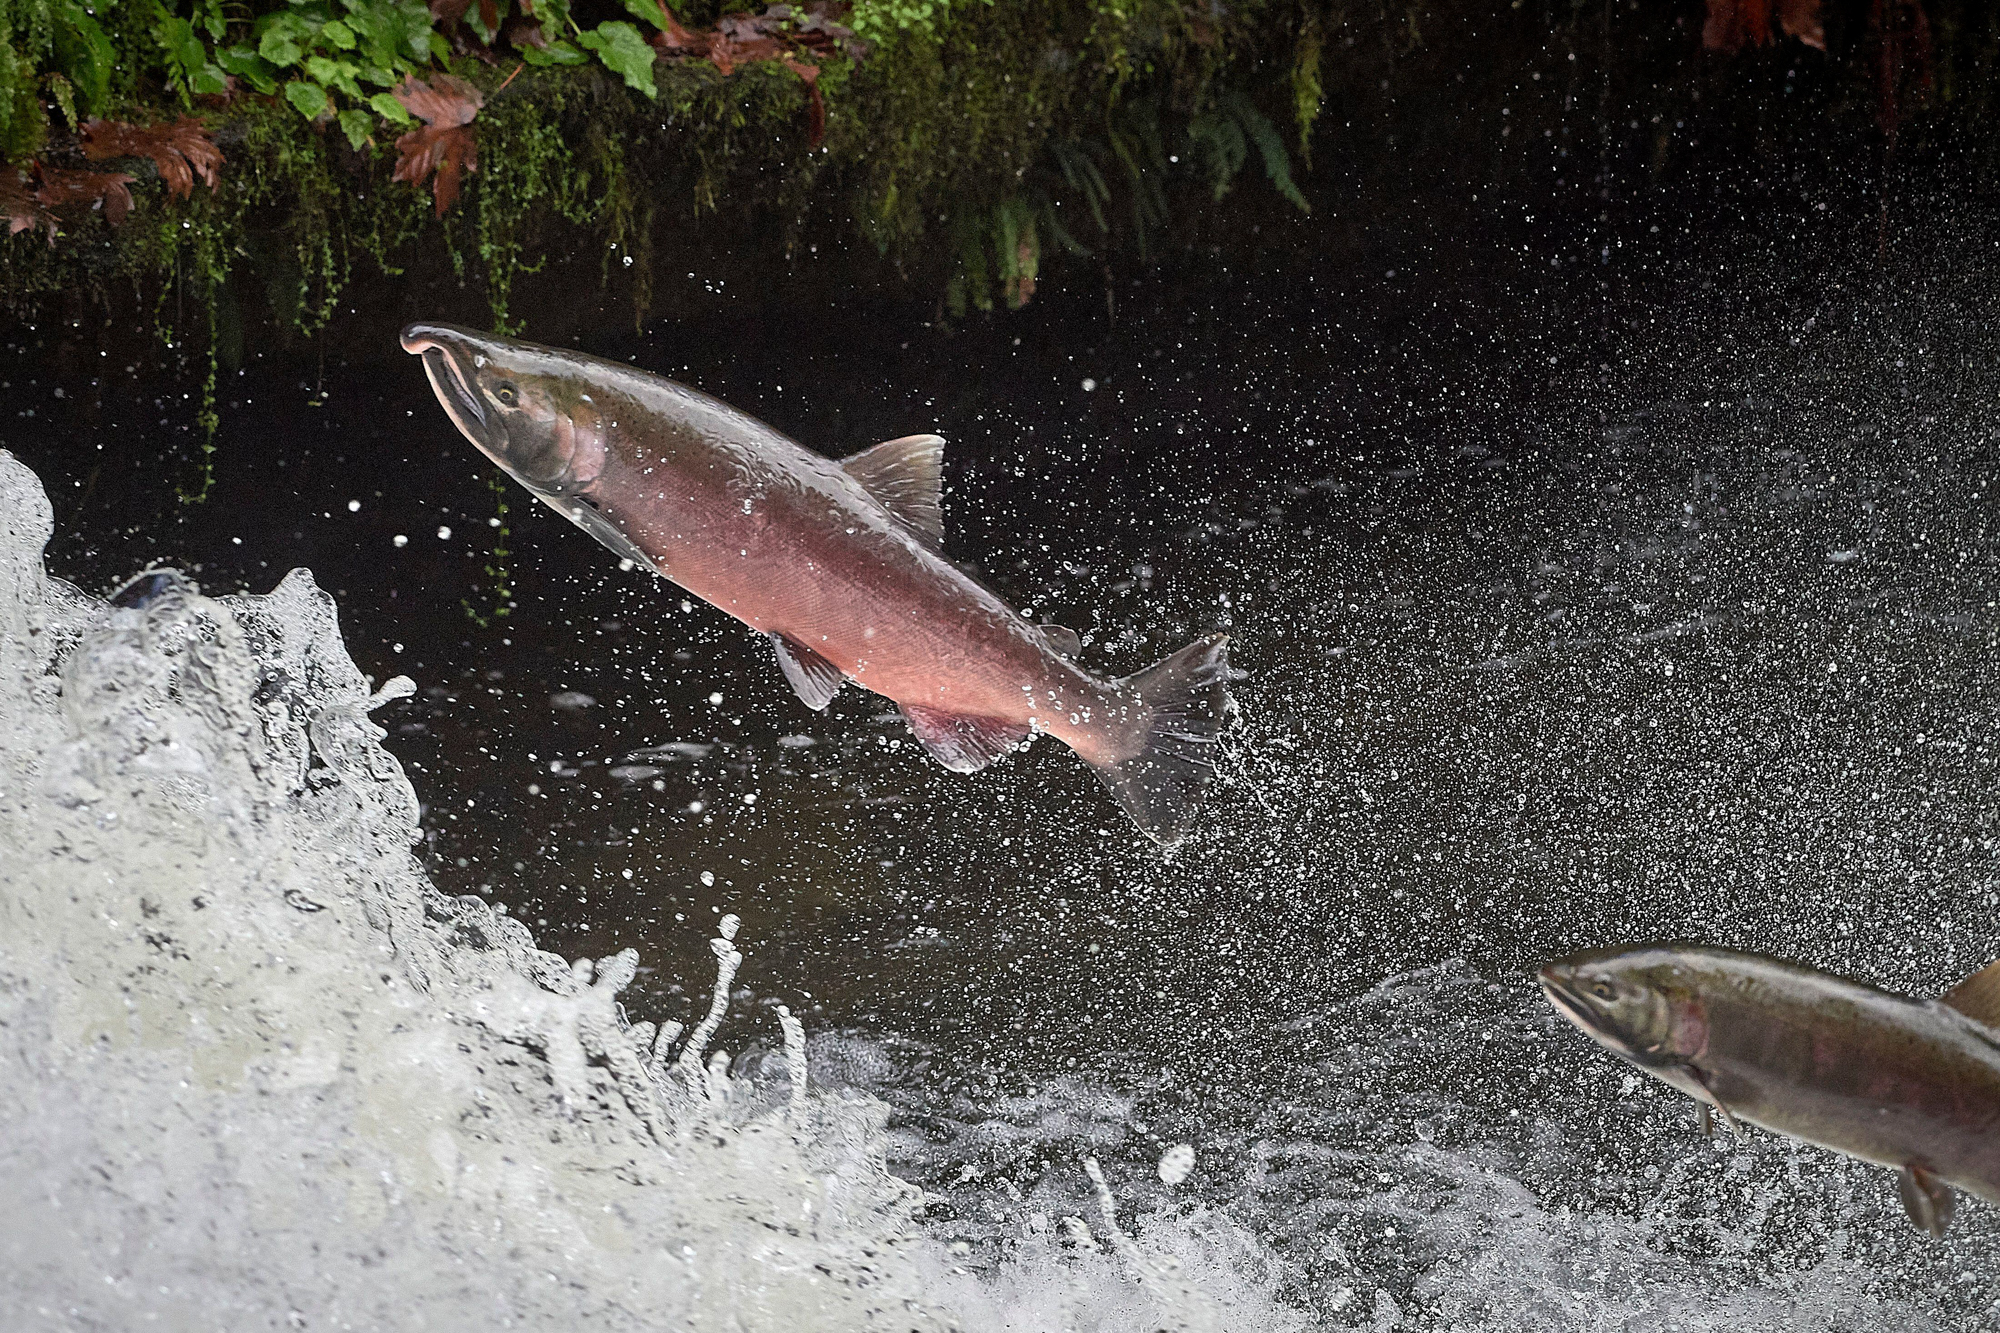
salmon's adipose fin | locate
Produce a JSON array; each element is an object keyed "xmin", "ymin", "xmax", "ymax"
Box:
[
  {"xmin": 1899, "ymin": 1163, "xmax": 1957, "ymax": 1238},
  {"xmin": 1941, "ymin": 957, "xmax": 2000, "ymax": 1028},
  {"xmin": 901, "ymin": 704, "xmax": 1029, "ymax": 772},
  {"xmin": 1091, "ymin": 633, "xmax": 1236, "ymax": 847},
  {"xmin": 771, "ymin": 633, "xmax": 845, "ymax": 711}
]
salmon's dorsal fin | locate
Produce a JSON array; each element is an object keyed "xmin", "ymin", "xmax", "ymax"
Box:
[
  {"xmin": 1941, "ymin": 958, "xmax": 2000, "ymax": 1028},
  {"xmin": 899, "ymin": 703, "xmax": 1029, "ymax": 773},
  {"xmin": 1039, "ymin": 623, "xmax": 1082, "ymax": 657},
  {"xmin": 770, "ymin": 634, "xmax": 845, "ymax": 712},
  {"xmin": 842, "ymin": 435, "xmax": 945, "ymax": 547}
]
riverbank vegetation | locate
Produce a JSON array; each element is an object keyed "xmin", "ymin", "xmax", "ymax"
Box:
[{"xmin": 2, "ymin": 0, "xmax": 1996, "ymax": 351}]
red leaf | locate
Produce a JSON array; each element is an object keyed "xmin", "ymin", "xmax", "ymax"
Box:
[
  {"xmin": 80, "ymin": 117, "xmax": 225, "ymax": 201},
  {"xmin": 478, "ymin": 0, "xmax": 499, "ymax": 33},
  {"xmin": 429, "ymin": 0, "xmax": 473, "ymax": 22},
  {"xmin": 394, "ymin": 73, "xmax": 485, "ymax": 129},
  {"xmin": 1, "ymin": 167, "xmax": 56, "ymax": 242},
  {"xmin": 394, "ymin": 125, "xmax": 478, "ymax": 216},
  {"xmin": 648, "ymin": 1, "xmax": 710, "ymax": 52},
  {"xmin": 1777, "ymin": 0, "xmax": 1825, "ymax": 50},
  {"xmin": 653, "ymin": 0, "xmax": 865, "ymax": 96},
  {"xmin": 392, "ymin": 76, "xmax": 485, "ymax": 216},
  {"xmin": 710, "ymin": 32, "xmax": 787, "ymax": 75},
  {"xmin": 1705, "ymin": 0, "xmax": 1823, "ymax": 52},
  {"xmin": 34, "ymin": 166, "xmax": 135, "ymax": 226}
]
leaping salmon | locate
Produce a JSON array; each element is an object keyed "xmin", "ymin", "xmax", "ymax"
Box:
[
  {"xmin": 1541, "ymin": 943, "xmax": 2000, "ymax": 1236},
  {"xmin": 400, "ymin": 322, "xmax": 1237, "ymax": 845}
]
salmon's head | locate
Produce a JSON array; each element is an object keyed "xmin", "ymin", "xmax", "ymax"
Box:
[
  {"xmin": 400, "ymin": 322, "xmax": 607, "ymax": 497},
  {"xmin": 1539, "ymin": 946, "xmax": 1709, "ymax": 1071}
]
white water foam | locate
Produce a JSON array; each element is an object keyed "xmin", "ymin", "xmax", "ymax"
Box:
[
  {"xmin": 0, "ymin": 449, "xmax": 1305, "ymax": 1331},
  {"xmin": 2, "ymin": 447, "xmax": 1967, "ymax": 1331}
]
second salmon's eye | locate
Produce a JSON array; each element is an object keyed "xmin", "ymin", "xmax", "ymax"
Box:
[{"xmin": 493, "ymin": 382, "xmax": 519, "ymax": 407}]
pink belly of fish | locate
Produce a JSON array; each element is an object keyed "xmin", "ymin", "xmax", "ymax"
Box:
[{"xmin": 634, "ymin": 504, "xmax": 1085, "ymax": 740}]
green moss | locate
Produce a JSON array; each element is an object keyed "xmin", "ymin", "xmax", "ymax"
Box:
[{"xmin": 4, "ymin": 0, "xmax": 1996, "ymax": 451}]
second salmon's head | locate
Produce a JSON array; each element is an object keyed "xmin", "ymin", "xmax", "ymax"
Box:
[
  {"xmin": 401, "ymin": 322, "xmax": 607, "ymax": 497},
  {"xmin": 1539, "ymin": 945, "xmax": 1709, "ymax": 1070}
]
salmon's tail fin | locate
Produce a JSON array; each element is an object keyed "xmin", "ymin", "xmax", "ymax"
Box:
[{"xmin": 1091, "ymin": 633, "xmax": 1237, "ymax": 847}]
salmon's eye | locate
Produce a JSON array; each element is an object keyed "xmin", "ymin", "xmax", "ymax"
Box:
[
  {"xmin": 493, "ymin": 381, "xmax": 519, "ymax": 407},
  {"xmin": 1590, "ymin": 980, "xmax": 1617, "ymax": 1001}
]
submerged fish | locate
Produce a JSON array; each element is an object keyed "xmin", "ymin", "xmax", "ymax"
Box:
[
  {"xmin": 400, "ymin": 322, "xmax": 1236, "ymax": 844},
  {"xmin": 1540, "ymin": 944, "xmax": 2000, "ymax": 1236}
]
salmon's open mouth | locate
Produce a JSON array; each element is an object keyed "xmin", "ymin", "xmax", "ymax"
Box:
[
  {"xmin": 402, "ymin": 322, "xmax": 503, "ymax": 460},
  {"xmin": 1539, "ymin": 968, "xmax": 1589, "ymax": 1027}
]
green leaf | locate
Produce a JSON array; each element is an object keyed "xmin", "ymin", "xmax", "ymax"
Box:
[
  {"xmin": 52, "ymin": 3, "xmax": 115, "ymax": 113},
  {"xmin": 519, "ymin": 38, "xmax": 588, "ymax": 66},
  {"xmin": 533, "ymin": 0, "xmax": 574, "ymax": 41},
  {"xmin": 367, "ymin": 90, "xmax": 416, "ymax": 125},
  {"xmin": 428, "ymin": 31, "xmax": 451, "ymax": 61},
  {"xmin": 578, "ymin": 21, "xmax": 657, "ymax": 98},
  {"xmin": 284, "ymin": 79, "xmax": 330, "ymax": 118},
  {"xmin": 346, "ymin": 0, "xmax": 435, "ymax": 67},
  {"xmin": 319, "ymin": 18, "xmax": 358, "ymax": 49},
  {"xmin": 306, "ymin": 54, "xmax": 364, "ymax": 100},
  {"xmin": 616, "ymin": 0, "xmax": 671, "ymax": 31},
  {"xmin": 1226, "ymin": 92, "xmax": 1309, "ymax": 213},
  {"xmin": 257, "ymin": 14, "xmax": 311, "ymax": 68},
  {"xmin": 157, "ymin": 16, "xmax": 215, "ymax": 104},
  {"xmin": 217, "ymin": 45, "xmax": 280, "ymax": 95},
  {"xmin": 338, "ymin": 107, "xmax": 373, "ymax": 149},
  {"xmin": 464, "ymin": 0, "xmax": 507, "ymax": 44},
  {"xmin": 43, "ymin": 73, "xmax": 78, "ymax": 132},
  {"xmin": 195, "ymin": 0, "xmax": 228, "ymax": 41}
]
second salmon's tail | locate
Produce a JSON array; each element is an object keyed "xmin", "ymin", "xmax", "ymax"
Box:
[{"xmin": 1091, "ymin": 633, "xmax": 1237, "ymax": 847}]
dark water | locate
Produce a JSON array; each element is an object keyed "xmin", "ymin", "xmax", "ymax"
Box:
[{"xmin": 11, "ymin": 178, "xmax": 2000, "ymax": 1322}]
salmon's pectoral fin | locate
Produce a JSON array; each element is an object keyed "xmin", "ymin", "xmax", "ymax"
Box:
[
  {"xmin": 1897, "ymin": 1163, "xmax": 1957, "ymax": 1238},
  {"xmin": 1679, "ymin": 1062, "xmax": 1743, "ymax": 1138},
  {"xmin": 899, "ymin": 703, "xmax": 1029, "ymax": 773},
  {"xmin": 842, "ymin": 435, "xmax": 945, "ymax": 549},
  {"xmin": 770, "ymin": 634, "xmax": 845, "ymax": 712}
]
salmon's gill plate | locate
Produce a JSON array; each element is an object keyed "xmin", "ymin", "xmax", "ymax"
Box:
[{"xmin": 0, "ymin": 448, "xmax": 1305, "ymax": 1331}]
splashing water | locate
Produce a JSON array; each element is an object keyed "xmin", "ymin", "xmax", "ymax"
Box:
[
  {"xmin": 0, "ymin": 433, "xmax": 1981, "ymax": 1330},
  {"xmin": 0, "ymin": 451, "xmax": 1303, "ymax": 1331}
]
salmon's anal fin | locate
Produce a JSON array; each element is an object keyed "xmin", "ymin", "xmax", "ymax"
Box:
[
  {"xmin": 1090, "ymin": 633, "xmax": 1238, "ymax": 848},
  {"xmin": 900, "ymin": 703, "xmax": 1028, "ymax": 773},
  {"xmin": 1898, "ymin": 1163, "xmax": 1956, "ymax": 1238},
  {"xmin": 770, "ymin": 634, "xmax": 845, "ymax": 712},
  {"xmin": 1941, "ymin": 958, "xmax": 2000, "ymax": 1028},
  {"xmin": 1039, "ymin": 623, "xmax": 1082, "ymax": 657},
  {"xmin": 842, "ymin": 435, "xmax": 945, "ymax": 549}
]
